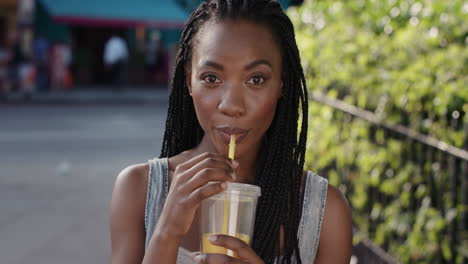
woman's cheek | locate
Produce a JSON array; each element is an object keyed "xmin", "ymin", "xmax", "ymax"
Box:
[
  {"xmin": 192, "ymin": 91, "xmax": 219, "ymax": 130},
  {"xmin": 249, "ymin": 92, "xmax": 279, "ymax": 126}
]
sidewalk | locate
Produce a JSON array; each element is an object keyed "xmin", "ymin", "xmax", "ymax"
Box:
[{"xmin": 0, "ymin": 86, "xmax": 170, "ymax": 105}]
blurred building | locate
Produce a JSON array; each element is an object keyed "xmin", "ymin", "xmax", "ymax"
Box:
[
  {"xmin": 2, "ymin": 0, "xmax": 304, "ymax": 94},
  {"xmin": 35, "ymin": 0, "xmax": 188, "ymax": 89},
  {"xmin": 0, "ymin": 0, "xmax": 36, "ymax": 95}
]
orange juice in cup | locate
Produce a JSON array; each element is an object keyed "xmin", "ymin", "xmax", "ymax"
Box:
[{"xmin": 200, "ymin": 183, "xmax": 260, "ymax": 258}]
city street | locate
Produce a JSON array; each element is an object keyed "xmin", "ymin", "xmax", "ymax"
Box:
[{"xmin": 0, "ymin": 103, "xmax": 167, "ymax": 264}]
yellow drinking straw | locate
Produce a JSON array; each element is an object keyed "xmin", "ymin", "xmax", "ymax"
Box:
[
  {"xmin": 229, "ymin": 134, "xmax": 236, "ymax": 160},
  {"xmin": 223, "ymin": 135, "xmax": 236, "ymax": 235},
  {"xmin": 226, "ymin": 134, "xmax": 239, "ymax": 257}
]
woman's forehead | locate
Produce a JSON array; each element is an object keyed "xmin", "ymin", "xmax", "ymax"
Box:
[{"xmin": 191, "ymin": 19, "xmax": 282, "ymax": 69}]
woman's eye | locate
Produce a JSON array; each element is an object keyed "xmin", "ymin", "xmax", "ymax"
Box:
[
  {"xmin": 203, "ymin": 75, "xmax": 221, "ymax": 83},
  {"xmin": 247, "ymin": 76, "xmax": 265, "ymax": 85}
]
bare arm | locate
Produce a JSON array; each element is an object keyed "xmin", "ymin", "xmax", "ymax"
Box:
[
  {"xmin": 110, "ymin": 163, "xmax": 183, "ymax": 264},
  {"xmin": 142, "ymin": 227, "xmax": 181, "ymax": 264},
  {"xmin": 110, "ymin": 164, "xmax": 148, "ymax": 263},
  {"xmin": 314, "ymin": 185, "xmax": 352, "ymax": 264}
]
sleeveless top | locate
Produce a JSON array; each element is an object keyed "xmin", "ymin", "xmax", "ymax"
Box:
[{"xmin": 144, "ymin": 158, "xmax": 328, "ymax": 263}]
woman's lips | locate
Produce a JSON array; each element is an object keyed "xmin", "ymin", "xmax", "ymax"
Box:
[{"xmin": 215, "ymin": 127, "xmax": 249, "ymax": 145}]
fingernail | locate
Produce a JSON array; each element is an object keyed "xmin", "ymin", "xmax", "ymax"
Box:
[
  {"xmin": 221, "ymin": 182, "xmax": 227, "ymax": 189},
  {"xmin": 208, "ymin": 235, "xmax": 218, "ymax": 242},
  {"xmin": 193, "ymin": 255, "xmax": 202, "ymax": 263},
  {"xmin": 191, "ymin": 252, "xmax": 201, "ymax": 262}
]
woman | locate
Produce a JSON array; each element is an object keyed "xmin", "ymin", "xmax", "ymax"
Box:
[{"xmin": 110, "ymin": 0, "xmax": 352, "ymax": 263}]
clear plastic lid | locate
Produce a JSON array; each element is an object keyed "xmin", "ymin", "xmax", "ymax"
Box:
[
  {"xmin": 225, "ymin": 182, "xmax": 261, "ymax": 197},
  {"xmin": 208, "ymin": 182, "xmax": 261, "ymax": 199}
]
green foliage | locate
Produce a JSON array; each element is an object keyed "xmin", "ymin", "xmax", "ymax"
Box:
[{"xmin": 290, "ymin": 0, "xmax": 467, "ymax": 263}]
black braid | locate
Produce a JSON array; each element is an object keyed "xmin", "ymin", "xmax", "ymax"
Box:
[{"xmin": 160, "ymin": 1, "xmax": 308, "ymax": 263}]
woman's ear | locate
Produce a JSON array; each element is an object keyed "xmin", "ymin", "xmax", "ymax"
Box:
[{"xmin": 185, "ymin": 64, "xmax": 192, "ymax": 96}]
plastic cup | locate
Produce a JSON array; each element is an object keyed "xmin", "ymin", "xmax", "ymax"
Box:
[{"xmin": 200, "ymin": 182, "xmax": 261, "ymax": 258}]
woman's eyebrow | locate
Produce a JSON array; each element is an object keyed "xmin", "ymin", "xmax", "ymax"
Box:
[
  {"xmin": 199, "ymin": 59, "xmax": 273, "ymax": 71},
  {"xmin": 245, "ymin": 59, "xmax": 272, "ymax": 70},
  {"xmin": 199, "ymin": 60, "xmax": 224, "ymax": 70}
]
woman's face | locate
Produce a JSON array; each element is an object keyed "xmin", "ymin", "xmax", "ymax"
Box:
[{"xmin": 187, "ymin": 19, "xmax": 283, "ymax": 158}]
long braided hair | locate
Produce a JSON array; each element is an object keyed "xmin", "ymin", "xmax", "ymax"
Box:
[{"xmin": 160, "ymin": 1, "xmax": 308, "ymax": 262}]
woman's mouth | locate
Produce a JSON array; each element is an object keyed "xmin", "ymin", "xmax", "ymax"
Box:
[{"xmin": 215, "ymin": 127, "xmax": 249, "ymax": 145}]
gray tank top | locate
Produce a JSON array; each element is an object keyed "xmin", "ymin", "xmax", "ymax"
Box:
[{"xmin": 144, "ymin": 158, "xmax": 328, "ymax": 263}]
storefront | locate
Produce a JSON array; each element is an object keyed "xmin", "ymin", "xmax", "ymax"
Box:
[
  {"xmin": 36, "ymin": 0, "xmax": 188, "ymax": 88},
  {"xmin": 0, "ymin": 0, "xmax": 38, "ymax": 94}
]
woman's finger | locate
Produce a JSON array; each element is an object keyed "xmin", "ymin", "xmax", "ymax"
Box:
[
  {"xmin": 177, "ymin": 152, "xmax": 231, "ymax": 174},
  {"xmin": 174, "ymin": 153, "xmax": 236, "ymax": 184},
  {"xmin": 187, "ymin": 182, "xmax": 227, "ymax": 204},
  {"xmin": 194, "ymin": 253, "xmax": 245, "ymax": 264},
  {"xmin": 208, "ymin": 234, "xmax": 264, "ymax": 263},
  {"xmin": 181, "ymin": 155, "xmax": 235, "ymax": 181},
  {"xmin": 182, "ymin": 166, "xmax": 235, "ymax": 192}
]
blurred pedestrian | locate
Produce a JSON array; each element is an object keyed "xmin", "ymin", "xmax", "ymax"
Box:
[
  {"xmin": 103, "ymin": 35, "xmax": 128, "ymax": 90},
  {"xmin": 33, "ymin": 34, "xmax": 49, "ymax": 92},
  {"xmin": 18, "ymin": 60, "xmax": 35, "ymax": 96},
  {"xmin": 154, "ymin": 44, "xmax": 168, "ymax": 85},
  {"xmin": 145, "ymin": 30, "xmax": 161, "ymax": 83},
  {"xmin": 6, "ymin": 41, "xmax": 24, "ymax": 93},
  {"xmin": 50, "ymin": 43, "xmax": 69, "ymax": 91},
  {"xmin": 0, "ymin": 44, "xmax": 10, "ymax": 98}
]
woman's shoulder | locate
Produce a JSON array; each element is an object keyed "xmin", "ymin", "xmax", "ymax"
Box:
[
  {"xmin": 323, "ymin": 183, "xmax": 351, "ymax": 227},
  {"xmin": 303, "ymin": 170, "xmax": 349, "ymax": 219},
  {"xmin": 314, "ymin": 176, "xmax": 353, "ymax": 262},
  {"xmin": 115, "ymin": 163, "xmax": 150, "ymax": 192},
  {"xmin": 111, "ymin": 163, "xmax": 152, "ymax": 213}
]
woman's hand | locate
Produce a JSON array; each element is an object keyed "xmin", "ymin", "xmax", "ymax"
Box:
[
  {"xmin": 194, "ymin": 234, "xmax": 264, "ymax": 264},
  {"xmin": 155, "ymin": 152, "xmax": 237, "ymax": 239}
]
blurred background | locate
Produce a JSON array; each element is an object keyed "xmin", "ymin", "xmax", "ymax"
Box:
[{"xmin": 0, "ymin": 0, "xmax": 466, "ymax": 264}]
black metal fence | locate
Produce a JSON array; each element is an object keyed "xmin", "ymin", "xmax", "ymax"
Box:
[{"xmin": 309, "ymin": 92, "xmax": 467, "ymax": 263}]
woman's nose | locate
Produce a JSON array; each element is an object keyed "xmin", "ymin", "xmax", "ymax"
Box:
[{"xmin": 218, "ymin": 85, "xmax": 246, "ymax": 118}]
